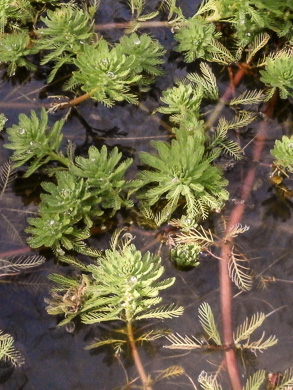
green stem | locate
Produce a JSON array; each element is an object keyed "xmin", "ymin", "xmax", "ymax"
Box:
[
  {"xmin": 126, "ymin": 320, "xmax": 153, "ymax": 390},
  {"xmin": 48, "ymin": 150, "xmax": 70, "ymax": 167}
]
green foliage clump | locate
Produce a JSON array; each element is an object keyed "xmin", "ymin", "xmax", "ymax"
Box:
[
  {"xmin": 171, "ymin": 243, "xmax": 201, "ymax": 268},
  {"xmin": 66, "ymin": 32, "xmax": 165, "ymax": 106},
  {"xmin": 3, "ymin": 108, "xmax": 66, "ymax": 177},
  {"xmin": 26, "ymin": 171, "xmax": 94, "ymax": 251},
  {"xmin": 36, "ymin": 3, "xmax": 96, "ymax": 82},
  {"xmin": 46, "ymin": 233, "xmax": 183, "ymax": 327},
  {"xmin": 0, "ymin": 0, "xmax": 33, "ymax": 32},
  {"xmin": 26, "ymin": 146, "xmax": 133, "ymax": 252},
  {"xmin": 156, "ymin": 62, "xmax": 220, "ymax": 140},
  {"xmin": 174, "ymin": 16, "xmax": 223, "ymax": 63},
  {"xmin": 134, "ymin": 129, "xmax": 229, "ymax": 221},
  {"xmin": 0, "ymin": 31, "xmax": 37, "ymax": 76},
  {"xmin": 118, "ymin": 33, "xmax": 166, "ymax": 77},
  {"xmin": 260, "ymin": 53, "xmax": 293, "ymax": 99},
  {"xmin": 69, "ymin": 145, "xmax": 133, "ymax": 211},
  {"xmin": 65, "ymin": 40, "xmax": 142, "ymax": 106},
  {"xmin": 157, "ymin": 83, "xmax": 203, "ymax": 123},
  {"xmin": 198, "ymin": 0, "xmax": 293, "ymax": 45},
  {"xmin": 271, "ymin": 135, "xmax": 293, "ymax": 173}
]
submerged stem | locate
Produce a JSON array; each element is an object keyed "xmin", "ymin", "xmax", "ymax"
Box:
[
  {"xmin": 219, "ymin": 91, "xmax": 278, "ymax": 390},
  {"xmin": 126, "ymin": 321, "xmax": 153, "ymax": 390}
]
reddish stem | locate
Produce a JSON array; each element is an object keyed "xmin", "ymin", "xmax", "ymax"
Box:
[
  {"xmin": 219, "ymin": 91, "xmax": 278, "ymax": 390},
  {"xmin": 0, "ymin": 247, "xmax": 33, "ymax": 258},
  {"xmin": 127, "ymin": 321, "xmax": 153, "ymax": 390}
]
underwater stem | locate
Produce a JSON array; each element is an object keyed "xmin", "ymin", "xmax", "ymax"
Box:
[
  {"xmin": 55, "ymin": 93, "xmax": 91, "ymax": 110},
  {"xmin": 206, "ymin": 67, "xmax": 245, "ymax": 128},
  {"xmin": 95, "ymin": 20, "xmax": 171, "ymax": 31},
  {"xmin": 219, "ymin": 91, "xmax": 278, "ymax": 390},
  {"xmin": 126, "ymin": 321, "xmax": 153, "ymax": 390}
]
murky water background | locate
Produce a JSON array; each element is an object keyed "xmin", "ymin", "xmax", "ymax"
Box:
[{"xmin": 1, "ymin": 1, "xmax": 293, "ymax": 389}]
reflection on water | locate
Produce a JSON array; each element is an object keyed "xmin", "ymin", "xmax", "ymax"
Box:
[{"xmin": 1, "ymin": 0, "xmax": 293, "ymax": 389}]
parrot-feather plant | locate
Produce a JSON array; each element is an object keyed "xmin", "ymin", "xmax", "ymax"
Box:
[
  {"xmin": 196, "ymin": 0, "xmax": 293, "ymax": 45},
  {"xmin": 0, "ymin": 30, "xmax": 37, "ymax": 76},
  {"xmin": 4, "ymin": 108, "xmax": 67, "ymax": 177},
  {"xmin": 46, "ymin": 231, "xmax": 183, "ymax": 389},
  {"xmin": 26, "ymin": 145, "xmax": 133, "ymax": 253},
  {"xmin": 260, "ymin": 51, "xmax": 293, "ymax": 100},
  {"xmin": 271, "ymin": 135, "xmax": 293, "ymax": 174},
  {"xmin": 0, "ymin": 330, "xmax": 24, "ymax": 367},
  {"xmin": 2, "ymin": 108, "xmax": 134, "ymax": 253},
  {"xmin": 133, "ymin": 129, "xmax": 229, "ymax": 222},
  {"xmin": 64, "ymin": 32, "xmax": 165, "ymax": 106},
  {"xmin": 35, "ymin": 3, "xmax": 97, "ymax": 82}
]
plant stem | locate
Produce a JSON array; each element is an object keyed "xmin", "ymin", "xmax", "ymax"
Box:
[
  {"xmin": 48, "ymin": 150, "xmax": 70, "ymax": 167},
  {"xmin": 54, "ymin": 93, "xmax": 91, "ymax": 110},
  {"xmin": 95, "ymin": 20, "xmax": 171, "ymax": 31},
  {"xmin": 126, "ymin": 321, "xmax": 153, "ymax": 390},
  {"xmin": 206, "ymin": 67, "xmax": 245, "ymax": 128},
  {"xmin": 219, "ymin": 91, "xmax": 278, "ymax": 390}
]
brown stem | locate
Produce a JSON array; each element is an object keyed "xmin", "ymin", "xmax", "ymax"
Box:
[
  {"xmin": 0, "ymin": 247, "xmax": 33, "ymax": 258},
  {"xmin": 127, "ymin": 321, "xmax": 153, "ymax": 390},
  {"xmin": 206, "ymin": 68, "xmax": 245, "ymax": 128},
  {"xmin": 53, "ymin": 93, "xmax": 91, "ymax": 110},
  {"xmin": 95, "ymin": 20, "xmax": 170, "ymax": 31},
  {"xmin": 219, "ymin": 91, "xmax": 278, "ymax": 390}
]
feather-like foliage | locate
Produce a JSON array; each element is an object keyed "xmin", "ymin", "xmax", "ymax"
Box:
[
  {"xmin": 260, "ymin": 52, "xmax": 293, "ymax": 99},
  {"xmin": 46, "ymin": 232, "xmax": 183, "ymax": 328},
  {"xmin": 187, "ymin": 62, "xmax": 219, "ymax": 100},
  {"xmin": 154, "ymin": 365, "xmax": 185, "ymax": 383},
  {"xmin": 65, "ymin": 39, "xmax": 141, "ymax": 106},
  {"xmin": 229, "ymin": 90, "xmax": 265, "ymax": 106},
  {"xmin": 198, "ymin": 371, "xmax": 222, "ymax": 390},
  {"xmin": 65, "ymin": 33, "xmax": 165, "ymax": 106},
  {"xmin": 0, "ymin": 160, "xmax": 15, "ymax": 199},
  {"xmin": 233, "ymin": 312, "xmax": 266, "ymax": 345},
  {"xmin": 156, "ymin": 83, "xmax": 203, "ymax": 124},
  {"xmin": 242, "ymin": 370, "xmax": 265, "ymax": 390},
  {"xmin": 165, "ymin": 333, "xmax": 206, "ymax": 350},
  {"xmin": 275, "ymin": 367, "xmax": 293, "ymax": 389},
  {"xmin": 198, "ymin": 302, "xmax": 221, "ymax": 345},
  {"xmin": 228, "ymin": 249, "xmax": 253, "ymax": 291},
  {"xmin": 0, "ymin": 330, "xmax": 24, "ymax": 366},
  {"xmin": 4, "ymin": 108, "xmax": 66, "ymax": 177},
  {"xmin": 0, "ymin": 30, "xmax": 37, "ymax": 76},
  {"xmin": 0, "ymin": 255, "xmax": 45, "ymax": 276},
  {"xmin": 0, "ymin": 0, "xmax": 33, "ymax": 33},
  {"xmin": 27, "ymin": 145, "xmax": 133, "ymax": 252},
  {"xmin": 245, "ymin": 33, "xmax": 270, "ymax": 64},
  {"xmin": 133, "ymin": 129, "xmax": 228, "ymax": 223},
  {"xmin": 242, "ymin": 332, "xmax": 278, "ymax": 354},
  {"xmin": 118, "ymin": 33, "xmax": 165, "ymax": 77},
  {"xmin": 35, "ymin": 3, "xmax": 96, "ymax": 82},
  {"xmin": 271, "ymin": 135, "xmax": 293, "ymax": 173},
  {"xmin": 209, "ymin": 118, "xmax": 243, "ymax": 160},
  {"xmin": 174, "ymin": 16, "xmax": 230, "ymax": 63},
  {"xmin": 195, "ymin": 0, "xmax": 293, "ymax": 46}
]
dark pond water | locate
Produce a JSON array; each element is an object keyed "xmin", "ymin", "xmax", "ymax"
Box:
[{"xmin": 1, "ymin": 1, "xmax": 293, "ymax": 389}]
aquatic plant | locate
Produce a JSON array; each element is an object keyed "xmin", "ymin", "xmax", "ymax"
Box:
[
  {"xmin": 46, "ymin": 231, "xmax": 183, "ymax": 389},
  {"xmin": 133, "ymin": 129, "xmax": 229, "ymax": 221},
  {"xmin": 0, "ymin": 330, "xmax": 24, "ymax": 367},
  {"xmin": 260, "ymin": 51, "xmax": 293, "ymax": 99},
  {"xmin": 0, "ymin": 0, "xmax": 293, "ymax": 389},
  {"xmin": 35, "ymin": 3, "xmax": 97, "ymax": 82},
  {"xmin": 26, "ymin": 145, "xmax": 133, "ymax": 252},
  {"xmin": 271, "ymin": 135, "xmax": 293, "ymax": 174}
]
